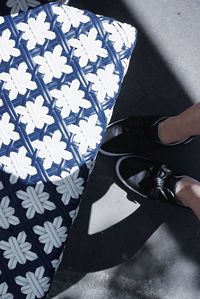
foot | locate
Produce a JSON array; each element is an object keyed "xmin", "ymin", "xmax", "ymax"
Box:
[
  {"xmin": 100, "ymin": 116, "xmax": 192, "ymax": 156},
  {"xmin": 175, "ymin": 176, "xmax": 200, "ymax": 219},
  {"xmin": 116, "ymin": 155, "xmax": 187, "ymax": 207}
]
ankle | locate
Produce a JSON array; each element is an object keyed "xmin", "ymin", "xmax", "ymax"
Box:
[{"xmin": 175, "ymin": 176, "xmax": 200, "ymax": 208}]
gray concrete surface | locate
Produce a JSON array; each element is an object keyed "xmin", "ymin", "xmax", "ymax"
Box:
[{"xmin": 48, "ymin": 0, "xmax": 200, "ymax": 298}]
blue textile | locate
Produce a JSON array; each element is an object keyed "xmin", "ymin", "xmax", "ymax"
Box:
[{"xmin": 0, "ymin": 2, "xmax": 136, "ymax": 298}]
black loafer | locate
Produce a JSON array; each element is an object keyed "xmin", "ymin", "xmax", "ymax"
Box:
[
  {"xmin": 116, "ymin": 155, "xmax": 187, "ymax": 207},
  {"xmin": 100, "ymin": 116, "xmax": 192, "ymax": 157}
]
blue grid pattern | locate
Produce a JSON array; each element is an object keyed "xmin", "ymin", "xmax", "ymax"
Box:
[{"xmin": 0, "ymin": 2, "xmax": 136, "ymax": 298}]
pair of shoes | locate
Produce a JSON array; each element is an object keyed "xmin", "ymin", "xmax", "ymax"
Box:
[{"xmin": 100, "ymin": 116, "xmax": 192, "ymax": 207}]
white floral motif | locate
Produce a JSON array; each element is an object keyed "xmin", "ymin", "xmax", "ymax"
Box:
[
  {"xmin": 0, "ymin": 232, "xmax": 37, "ymax": 270},
  {"xmin": 17, "ymin": 11, "xmax": 56, "ymax": 50},
  {"xmin": 50, "ymin": 79, "xmax": 91, "ymax": 118},
  {"xmin": 117, "ymin": 21, "xmax": 137, "ymax": 48},
  {"xmin": 68, "ymin": 28, "xmax": 108, "ymax": 67},
  {"xmin": 103, "ymin": 20, "xmax": 136, "ymax": 51},
  {"xmin": 68, "ymin": 115, "xmax": 103, "ymax": 154},
  {"xmin": 103, "ymin": 21, "xmax": 124, "ymax": 52},
  {"xmin": 32, "ymin": 131, "xmax": 72, "ymax": 169},
  {"xmin": 0, "ymin": 196, "xmax": 20, "ymax": 229},
  {"xmin": 0, "ymin": 17, "xmax": 4, "ymax": 25},
  {"xmin": 104, "ymin": 107, "xmax": 114, "ymax": 125},
  {"xmin": 121, "ymin": 57, "xmax": 130, "ymax": 77},
  {"xmin": 0, "ymin": 112, "xmax": 19, "ymax": 146},
  {"xmin": 15, "ymin": 266, "xmax": 50, "ymax": 299},
  {"xmin": 0, "ymin": 29, "xmax": 20, "ymax": 63},
  {"xmin": 0, "ymin": 181, "xmax": 4, "ymax": 190},
  {"xmin": 33, "ymin": 217, "xmax": 67, "ymax": 254},
  {"xmin": 16, "ymin": 96, "xmax": 54, "ymax": 134},
  {"xmin": 33, "ymin": 45, "xmax": 72, "ymax": 84},
  {"xmin": 0, "ymin": 282, "xmax": 13, "ymax": 299},
  {"xmin": 51, "ymin": 252, "xmax": 64, "ymax": 271},
  {"xmin": 0, "ymin": 147, "xmax": 37, "ymax": 184},
  {"xmin": 69, "ymin": 206, "xmax": 80, "ymax": 224},
  {"xmin": 16, "ymin": 182, "xmax": 56, "ymax": 219},
  {"xmin": 53, "ymin": 5, "xmax": 90, "ymax": 32},
  {"xmin": 50, "ymin": 167, "xmax": 84, "ymax": 205},
  {"xmin": 0, "ymin": 62, "xmax": 37, "ymax": 101},
  {"xmin": 86, "ymin": 64, "xmax": 120, "ymax": 102},
  {"xmin": 6, "ymin": 0, "xmax": 40, "ymax": 14},
  {"xmin": 86, "ymin": 159, "xmax": 96, "ymax": 175}
]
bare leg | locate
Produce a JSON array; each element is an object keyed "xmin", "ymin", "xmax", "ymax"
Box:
[
  {"xmin": 157, "ymin": 103, "xmax": 200, "ymax": 219},
  {"xmin": 159, "ymin": 103, "xmax": 200, "ymax": 144}
]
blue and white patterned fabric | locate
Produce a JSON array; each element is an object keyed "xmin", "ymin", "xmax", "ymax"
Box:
[{"xmin": 0, "ymin": 2, "xmax": 136, "ymax": 298}]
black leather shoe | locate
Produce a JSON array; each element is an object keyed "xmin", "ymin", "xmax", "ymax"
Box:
[
  {"xmin": 116, "ymin": 155, "xmax": 187, "ymax": 207},
  {"xmin": 100, "ymin": 116, "xmax": 192, "ymax": 156}
]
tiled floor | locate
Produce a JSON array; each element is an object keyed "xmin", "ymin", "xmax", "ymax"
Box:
[{"xmin": 48, "ymin": 1, "xmax": 200, "ymax": 298}]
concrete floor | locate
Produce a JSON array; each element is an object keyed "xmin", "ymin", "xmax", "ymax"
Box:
[{"xmin": 48, "ymin": 1, "xmax": 200, "ymax": 298}]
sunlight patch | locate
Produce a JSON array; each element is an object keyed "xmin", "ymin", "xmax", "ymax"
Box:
[{"xmin": 88, "ymin": 183, "xmax": 140, "ymax": 235}]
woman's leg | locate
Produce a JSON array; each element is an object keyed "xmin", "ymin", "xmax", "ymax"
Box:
[
  {"xmin": 157, "ymin": 103, "xmax": 200, "ymax": 219},
  {"xmin": 159, "ymin": 103, "xmax": 200, "ymax": 144},
  {"xmin": 176, "ymin": 177, "xmax": 200, "ymax": 220}
]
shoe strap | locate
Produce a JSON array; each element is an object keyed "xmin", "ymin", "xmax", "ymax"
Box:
[
  {"xmin": 150, "ymin": 164, "xmax": 173, "ymax": 200},
  {"xmin": 150, "ymin": 164, "xmax": 186, "ymax": 207}
]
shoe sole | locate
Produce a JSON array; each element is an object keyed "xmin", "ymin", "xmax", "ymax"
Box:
[
  {"xmin": 99, "ymin": 117, "xmax": 133, "ymax": 157},
  {"xmin": 115, "ymin": 155, "xmax": 150, "ymax": 198}
]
